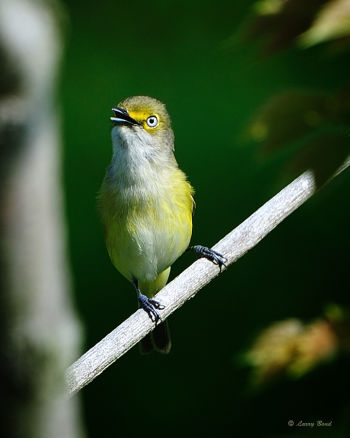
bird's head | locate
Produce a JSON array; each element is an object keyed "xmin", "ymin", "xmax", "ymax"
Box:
[{"xmin": 110, "ymin": 96, "xmax": 174, "ymax": 157}]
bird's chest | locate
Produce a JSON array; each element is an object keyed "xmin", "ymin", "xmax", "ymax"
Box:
[
  {"xmin": 102, "ymin": 167, "xmax": 192, "ymax": 281},
  {"xmin": 114, "ymin": 174, "xmax": 189, "ymax": 246}
]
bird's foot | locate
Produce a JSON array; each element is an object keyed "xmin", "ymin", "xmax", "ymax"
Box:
[
  {"xmin": 189, "ymin": 245, "xmax": 227, "ymax": 271},
  {"xmin": 137, "ymin": 291, "xmax": 164, "ymax": 324}
]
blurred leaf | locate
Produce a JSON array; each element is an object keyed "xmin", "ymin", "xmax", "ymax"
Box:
[
  {"xmin": 288, "ymin": 320, "xmax": 338, "ymax": 377},
  {"xmin": 245, "ymin": 317, "xmax": 338, "ymax": 385},
  {"xmin": 246, "ymin": 90, "xmax": 337, "ymax": 153},
  {"xmin": 299, "ymin": 0, "xmax": 350, "ymax": 48},
  {"xmin": 245, "ymin": 319, "xmax": 304, "ymax": 382},
  {"xmin": 246, "ymin": 0, "xmax": 328, "ymax": 52},
  {"xmin": 246, "ymin": 0, "xmax": 350, "ymax": 53},
  {"xmin": 245, "ymin": 88, "xmax": 350, "ymax": 188},
  {"xmin": 245, "ymin": 305, "xmax": 350, "ymax": 387},
  {"xmin": 253, "ymin": 0, "xmax": 286, "ymax": 15}
]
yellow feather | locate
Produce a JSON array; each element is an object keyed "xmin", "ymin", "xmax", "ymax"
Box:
[{"xmin": 99, "ymin": 165, "xmax": 194, "ymax": 297}]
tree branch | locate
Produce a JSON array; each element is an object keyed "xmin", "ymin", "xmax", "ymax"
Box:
[{"xmin": 66, "ymin": 157, "xmax": 350, "ymax": 397}]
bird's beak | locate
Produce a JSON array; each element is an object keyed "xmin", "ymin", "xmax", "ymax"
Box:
[{"xmin": 110, "ymin": 107, "xmax": 140, "ymax": 126}]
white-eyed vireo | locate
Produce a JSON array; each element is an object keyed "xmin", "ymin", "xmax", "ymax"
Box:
[{"xmin": 99, "ymin": 96, "xmax": 226, "ymax": 353}]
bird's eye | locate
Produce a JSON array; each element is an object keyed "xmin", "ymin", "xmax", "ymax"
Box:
[{"xmin": 146, "ymin": 115, "xmax": 158, "ymax": 128}]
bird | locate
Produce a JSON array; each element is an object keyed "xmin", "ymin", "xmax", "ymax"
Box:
[{"xmin": 98, "ymin": 96, "xmax": 226, "ymax": 353}]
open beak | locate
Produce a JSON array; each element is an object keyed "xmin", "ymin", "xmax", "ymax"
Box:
[{"xmin": 111, "ymin": 107, "xmax": 140, "ymax": 126}]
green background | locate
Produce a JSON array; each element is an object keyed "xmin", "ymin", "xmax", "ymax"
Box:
[{"xmin": 60, "ymin": 1, "xmax": 350, "ymax": 436}]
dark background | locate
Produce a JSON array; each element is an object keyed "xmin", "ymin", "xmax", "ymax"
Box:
[{"xmin": 60, "ymin": 1, "xmax": 350, "ymax": 436}]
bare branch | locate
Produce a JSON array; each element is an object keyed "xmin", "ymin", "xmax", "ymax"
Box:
[{"xmin": 66, "ymin": 157, "xmax": 350, "ymax": 397}]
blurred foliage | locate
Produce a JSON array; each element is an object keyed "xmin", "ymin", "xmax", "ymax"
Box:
[
  {"xmin": 245, "ymin": 303, "xmax": 350, "ymax": 385},
  {"xmin": 244, "ymin": 0, "xmax": 350, "ymax": 188},
  {"xmin": 300, "ymin": 0, "xmax": 350, "ymax": 48},
  {"xmin": 248, "ymin": 0, "xmax": 350, "ymax": 52},
  {"xmin": 246, "ymin": 87, "xmax": 350, "ymax": 186}
]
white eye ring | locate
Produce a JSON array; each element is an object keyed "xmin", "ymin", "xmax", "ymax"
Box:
[{"xmin": 146, "ymin": 115, "xmax": 158, "ymax": 128}]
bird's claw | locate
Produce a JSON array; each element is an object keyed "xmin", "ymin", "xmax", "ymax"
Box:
[
  {"xmin": 138, "ymin": 293, "xmax": 163, "ymax": 324},
  {"xmin": 190, "ymin": 245, "xmax": 227, "ymax": 271},
  {"xmin": 148, "ymin": 298, "xmax": 165, "ymax": 310}
]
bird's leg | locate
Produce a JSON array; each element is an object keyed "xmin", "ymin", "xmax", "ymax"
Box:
[
  {"xmin": 133, "ymin": 279, "xmax": 165, "ymax": 325},
  {"xmin": 188, "ymin": 245, "xmax": 227, "ymax": 271}
]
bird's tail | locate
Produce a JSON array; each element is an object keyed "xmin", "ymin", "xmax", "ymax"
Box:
[{"xmin": 139, "ymin": 320, "xmax": 171, "ymax": 354}]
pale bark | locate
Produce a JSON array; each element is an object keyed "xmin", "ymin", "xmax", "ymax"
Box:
[{"xmin": 0, "ymin": 1, "xmax": 83, "ymax": 436}]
